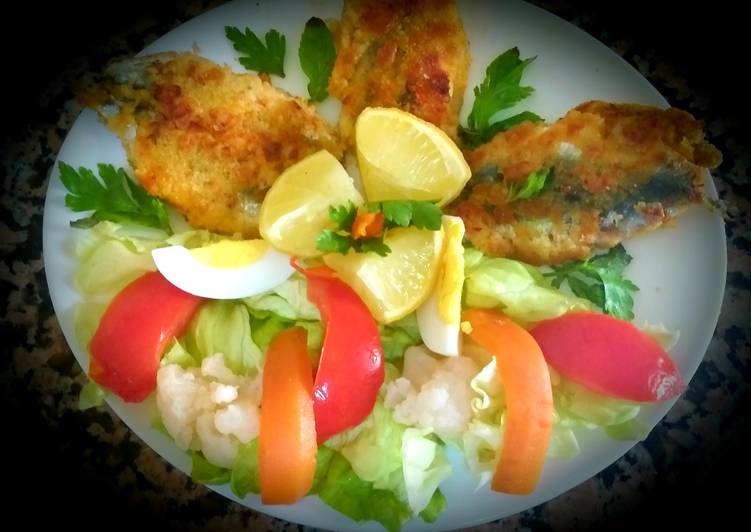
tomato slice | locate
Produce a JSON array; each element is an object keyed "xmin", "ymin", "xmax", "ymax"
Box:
[
  {"xmin": 294, "ymin": 263, "xmax": 384, "ymax": 444},
  {"xmin": 463, "ymin": 308, "xmax": 553, "ymax": 495},
  {"xmin": 259, "ymin": 327, "xmax": 316, "ymax": 504},
  {"xmin": 89, "ymin": 271, "xmax": 203, "ymax": 402},
  {"xmin": 530, "ymin": 311, "xmax": 685, "ymax": 401}
]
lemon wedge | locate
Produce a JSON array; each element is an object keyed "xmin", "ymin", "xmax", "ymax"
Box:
[
  {"xmin": 323, "ymin": 227, "xmax": 444, "ymax": 323},
  {"xmin": 355, "ymin": 107, "xmax": 471, "ymax": 205},
  {"xmin": 259, "ymin": 150, "xmax": 363, "ymax": 257}
]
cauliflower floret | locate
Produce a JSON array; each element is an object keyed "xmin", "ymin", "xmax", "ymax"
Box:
[
  {"xmin": 201, "ymin": 353, "xmax": 242, "ymax": 385},
  {"xmin": 210, "ymin": 382, "xmax": 238, "ymax": 404},
  {"xmin": 195, "ymin": 413, "xmax": 238, "ymax": 468},
  {"xmin": 156, "ymin": 353, "xmax": 262, "ymax": 468},
  {"xmin": 215, "ymin": 399, "xmax": 260, "ymax": 442},
  {"xmin": 385, "ymin": 345, "xmax": 479, "ymax": 438}
]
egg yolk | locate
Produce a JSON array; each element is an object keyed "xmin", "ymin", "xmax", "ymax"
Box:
[
  {"xmin": 438, "ymin": 217, "xmax": 465, "ymax": 324},
  {"xmin": 189, "ymin": 240, "xmax": 269, "ymax": 268}
]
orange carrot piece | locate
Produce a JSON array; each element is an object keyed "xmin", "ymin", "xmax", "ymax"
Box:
[
  {"xmin": 462, "ymin": 308, "xmax": 553, "ymax": 495},
  {"xmin": 259, "ymin": 327, "xmax": 317, "ymax": 504},
  {"xmin": 351, "ymin": 211, "xmax": 385, "ymax": 239}
]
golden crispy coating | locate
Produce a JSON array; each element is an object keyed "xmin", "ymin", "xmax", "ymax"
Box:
[
  {"xmin": 449, "ymin": 101, "xmax": 722, "ymax": 265},
  {"xmin": 329, "ymin": 0, "xmax": 470, "ymax": 147},
  {"xmin": 81, "ymin": 53, "xmax": 341, "ymax": 237}
]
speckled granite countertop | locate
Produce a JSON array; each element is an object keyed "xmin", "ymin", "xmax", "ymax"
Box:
[{"xmin": 2, "ymin": 1, "xmax": 749, "ymax": 530}]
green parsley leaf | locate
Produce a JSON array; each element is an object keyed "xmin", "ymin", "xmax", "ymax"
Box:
[
  {"xmin": 59, "ymin": 162, "xmax": 172, "ymax": 233},
  {"xmin": 328, "ymin": 201, "xmax": 358, "ymax": 231},
  {"xmin": 357, "ymin": 236, "xmax": 391, "ymax": 257},
  {"xmin": 225, "ymin": 26, "xmax": 286, "ymax": 77},
  {"xmin": 367, "ymin": 200, "xmax": 442, "ymax": 230},
  {"xmin": 316, "ymin": 229, "xmax": 355, "ymax": 254},
  {"xmin": 299, "ymin": 17, "xmax": 336, "ymax": 101},
  {"xmin": 461, "ymin": 47, "xmax": 541, "ymax": 147},
  {"xmin": 507, "ymin": 167, "xmax": 551, "ymax": 202},
  {"xmin": 316, "ymin": 230, "xmax": 392, "ymax": 257},
  {"xmin": 545, "ymin": 244, "xmax": 639, "ymax": 320}
]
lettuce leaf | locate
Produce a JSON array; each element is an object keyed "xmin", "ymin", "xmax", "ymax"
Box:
[
  {"xmin": 192, "ymin": 451, "xmax": 232, "ymax": 485},
  {"xmin": 242, "ymin": 275, "xmax": 320, "ymax": 321},
  {"xmin": 419, "ymin": 489, "xmax": 446, "ymax": 523},
  {"xmin": 181, "ymin": 300, "xmax": 263, "ymax": 374},
  {"xmin": 230, "ymin": 439, "xmax": 261, "ymax": 497},
  {"xmin": 74, "ymin": 301, "xmax": 108, "ymax": 348},
  {"xmin": 379, "ymin": 314, "xmax": 421, "ymax": 361},
  {"xmin": 78, "ymin": 380, "xmax": 107, "ymax": 410},
  {"xmin": 402, "ymin": 429, "xmax": 452, "ymax": 514},
  {"xmin": 162, "ymin": 339, "xmax": 198, "ymax": 369},
  {"xmin": 334, "ymin": 402, "xmax": 406, "ymax": 494},
  {"xmin": 463, "ymin": 248, "xmax": 592, "ymax": 323},
  {"xmin": 316, "ymin": 452, "xmax": 412, "ymax": 532}
]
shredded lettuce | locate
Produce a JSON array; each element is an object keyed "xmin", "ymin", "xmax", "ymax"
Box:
[
  {"xmin": 75, "ymin": 237, "xmax": 156, "ymax": 296},
  {"xmin": 78, "ymin": 380, "xmax": 107, "ymax": 410},
  {"xmin": 181, "ymin": 300, "xmax": 263, "ymax": 374},
  {"xmin": 331, "ymin": 402, "xmax": 406, "ymax": 494},
  {"xmin": 325, "ymin": 401, "xmax": 450, "ymax": 521},
  {"xmin": 230, "ymin": 439, "xmax": 261, "ymax": 498},
  {"xmin": 463, "ymin": 248, "xmax": 592, "ymax": 323},
  {"xmin": 316, "ymin": 451, "xmax": 412, "ymax": 532},
  {"xmin": 379, "ymin": 314, "xmax": 421, "ymax": 361},
  {"xmin": 192, "ymin": 451, "xmax": 232, "ymax": 485},
  {"xmin": 162, "ymin": 339, "xmax": 198, "ymax": 369},
  {"xmin": 402, "ymin": 429, "xmax": 452, "ymax": 514},
  {"xmin": 419, "ymin": 489, "xmax": 446, "ymax": 523},
  {"xmin": 74, "ymin": 301, "xmax": 108, "ymax": 348},
  {"xmin": 242, "ymin": 275, "xmax": 320, "ymax": 321},
  {"xmin": 554, "ymin": 375, "xmax": 642, "ymax": 433}
]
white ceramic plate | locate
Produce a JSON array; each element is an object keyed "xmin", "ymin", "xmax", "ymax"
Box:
[{"xmin": 42, "ymin": 1, "xmax": 726, "ymax": 530}]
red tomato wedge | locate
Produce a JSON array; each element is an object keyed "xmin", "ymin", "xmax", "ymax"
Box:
[
  {"xmin": 259, "ymin": 327, "xmax": 316, "ymax": 504},
  {"xmin": 294, "ymin": 262, "xmax": 384, "ymax": 444},
  {"xmin": 462, "ymin": 308, "xmax": 553, "ymax": 495},
  {"xmin": 530, "ymin": 312, "xmax": 685, "ymax": 402},
  {"xmin": 88, "ymin": 271, "xmax": 203, "ymax": 402}
]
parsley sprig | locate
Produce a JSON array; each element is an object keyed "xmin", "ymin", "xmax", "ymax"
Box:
[
  {"xmin": 59, "ymin": 162, "xmax": 172, "ymax": 233},
  {"xmin": 225, "ymin": 26, "xmax": 286, "ymax": 77},
  {"xmin": 545, "ymin": 245, "xmax": 639, "ymax": 320},
  {"xmin": 460, "ymin": 47, "xmax": 542, "ymax": 148},
  {"xmin": 299, "ymin": 17, "xmax": 336, "ymax": 101},
  {"xmin": 316, "ymin": 200, "xmax": 442, "ymax": 256},
  {"xmin": 507, "ymin": 168, "xmax": 550, "ymax": 202}
]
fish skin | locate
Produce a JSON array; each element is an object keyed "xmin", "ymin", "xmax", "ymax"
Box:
[
  {"xmin": 78, "ymin": 52, "xmax": 342, "ymax": 238},
  {"xmin": 449, "ymin": 101, "xmax": 722, "ymax": 265}
]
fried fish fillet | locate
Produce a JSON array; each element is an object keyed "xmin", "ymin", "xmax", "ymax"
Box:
[
  {"xmin": 449, "ymin": 101, "xmax": 722, "ymax": 265},
  {"xmin": 329, "ymin": 0, "xmax": 470, "ymax": 147},
  {"xmin": 79, "ymin": 53, "xmax": 342, "ymax": 237}
]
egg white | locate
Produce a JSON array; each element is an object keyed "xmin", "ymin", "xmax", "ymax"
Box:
[
  {"xmin": 416, "ymin": 288, "xmax": 461, "ymax": 356},
  {"xmin": 416, "ymin": 216, "xmax": 465, "ymax": 357},
  {"xmin": 152, "ymin": 244, "xmax": 294, "ymax": 299}
]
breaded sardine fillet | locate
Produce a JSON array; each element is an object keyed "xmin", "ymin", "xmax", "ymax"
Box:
[
  {"xmin": 329, "ymin": 0, "xmax": 470, "ymax": 147},
  {"xmin": 80, "ymin": 53, "xmax": 342, "ymax": 237},
  {"xmin": 449, "ymin": 101, "xmax": 722, "ymax": 265}
]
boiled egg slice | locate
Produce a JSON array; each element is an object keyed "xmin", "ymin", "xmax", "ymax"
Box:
[
  {"xmin": 416, "ymin": 216, "xmax": 465, "ymax": 356},
  {"xmin": 152, "ymin": 239, "xmax": 294, "ymax": 299}
]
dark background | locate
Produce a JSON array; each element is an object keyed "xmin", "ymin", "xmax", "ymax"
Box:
[{"xmin": 2, "ymin": 1, "xmax": 749, "ymax": 530}]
